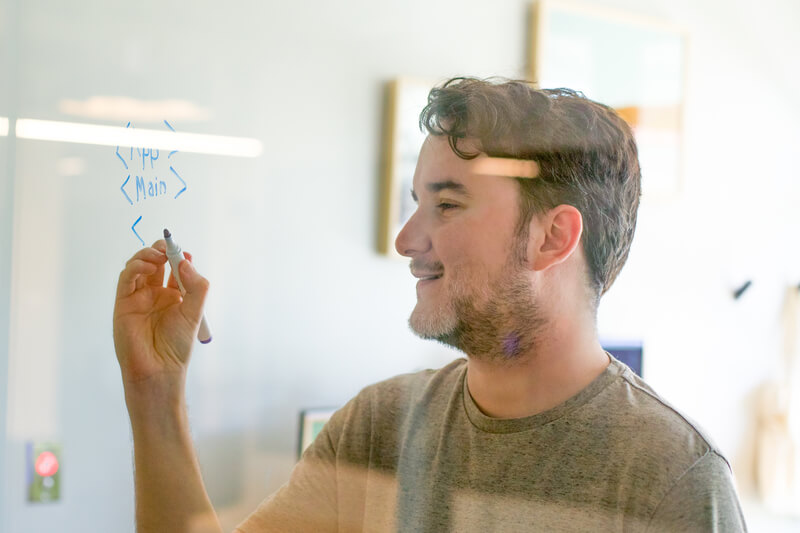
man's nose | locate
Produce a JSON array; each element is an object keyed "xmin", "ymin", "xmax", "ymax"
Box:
[{"xmin": 395, "ymin": 210, "xmax": 430, "ymax": 257}]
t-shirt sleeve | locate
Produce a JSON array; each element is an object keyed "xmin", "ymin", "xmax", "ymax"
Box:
[
  {"xmin": 645, "ymin": 450, "xmax": 748, "ymax": 533},
  {"xmin": 233, "ymin": 404, "xmax": 348, "ymax": 533}
]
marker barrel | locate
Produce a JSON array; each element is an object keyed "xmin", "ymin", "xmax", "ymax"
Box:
[{"xmin": 164, "ymin": 232, "xmax": 212, "ymax": 344}]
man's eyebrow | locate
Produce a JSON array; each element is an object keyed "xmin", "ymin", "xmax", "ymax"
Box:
[
  {"xmin": 410, "ymin": 180, "xmax": 471, "ymax": 203},
  {"xmin": 427, "ymin": 180, "xmax": 470, "ymax": 195}
]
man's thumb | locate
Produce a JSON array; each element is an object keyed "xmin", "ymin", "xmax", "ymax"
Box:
[{"xmin": 179, "ymin": 259, "xmax": 209, "ymax": 322}]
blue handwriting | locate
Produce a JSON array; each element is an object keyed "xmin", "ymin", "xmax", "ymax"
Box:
[{"xmin": 116, "ymin": 121, "xmax": 186, "ymax": 245}]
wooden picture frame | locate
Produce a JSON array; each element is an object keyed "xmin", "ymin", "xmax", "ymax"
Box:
[
  {"xmin": 529, "ymin": 0, "xmax": 688, "ymax": 201},
  {"xmin": 378, "ymin": 78, "xmax": 436, "ymax": 256}
]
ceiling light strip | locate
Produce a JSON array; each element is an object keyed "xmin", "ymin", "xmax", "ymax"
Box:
[{"xmin": 15, "ymin": 119, "xmax": 262, "ymax": 158}]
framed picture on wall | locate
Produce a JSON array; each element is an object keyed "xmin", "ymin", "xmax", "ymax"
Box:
[
  {"xmin": 529, "ymin": 0, "xmax": 687, "ymax": 200},
  {"xmin": 298, "ymin": 407, "xmax": 338, "ymax": 458},
  {"xmin": 378, "ymin": 78, "xmax": 436, "ymax": 256}
]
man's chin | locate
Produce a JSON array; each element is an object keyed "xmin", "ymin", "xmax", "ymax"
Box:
[{"xmin": 408, "ymin": 312, "xmax": 462, "ymax": 350}]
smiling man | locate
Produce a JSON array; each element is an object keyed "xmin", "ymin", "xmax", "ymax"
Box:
[
  {"xmin": 113, "ymin": 78, "xmax": 747, "ymax": 532},
  {"xmin": 398, "ymin": 133, "xmax": 611, "ymax": 422}
]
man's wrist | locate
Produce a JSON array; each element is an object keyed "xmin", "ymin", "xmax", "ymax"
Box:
[{"xmin": 123, "ymin": 372, "xmax": 187, "ymax": 421}]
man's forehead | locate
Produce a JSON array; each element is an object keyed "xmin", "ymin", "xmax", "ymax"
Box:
[
  {"xmin": 411, "ymin": 154, "xmax": 539, "ymax": 200},
  {"xmin": 418, "ymin": 136, "xmax": 539, "ymax": 180}
]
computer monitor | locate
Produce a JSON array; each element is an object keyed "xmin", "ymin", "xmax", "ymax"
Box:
[{"xmin": 603, "ymin": 343, "xmax": 643, "ymax": 377}]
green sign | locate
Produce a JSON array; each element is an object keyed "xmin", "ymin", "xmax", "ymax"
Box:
[{"xmin": 27, "ymin": 442, "xmax": 61, "ymax": 503}]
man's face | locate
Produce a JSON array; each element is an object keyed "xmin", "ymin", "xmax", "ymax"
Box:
[{"xmin": 395, "ymin": 136, "xmax": 545, "ymax": 361}]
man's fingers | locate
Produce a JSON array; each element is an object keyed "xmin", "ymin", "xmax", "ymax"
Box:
[
  {"xmin": 145, "ymin": 244, "xmax": 168, "ymax": 287},
  {"xmin": 146, "ymin": 262, "xmax": 167, "ymax": 288},
  {"xmin": 117, "ymin": 259, "xmax": 158, "ymax": 299},
  {"xmin": 126, "ymin": 246, "xmax": 167, "ymax": 269},
  {"xmin": 120, "ymin": 245, "xmax": 168, "ymax": 290}
]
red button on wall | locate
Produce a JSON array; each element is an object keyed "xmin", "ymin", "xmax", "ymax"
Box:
[{"xmin": 34, "ymin": 451, "xmax": 59, "ymax": 478}]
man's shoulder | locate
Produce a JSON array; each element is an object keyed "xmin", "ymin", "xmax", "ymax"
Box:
[
  {"xmin": 595, "ymin": 359, "xmax": 730, "ymax": 472},
  {"xmin": 597, "ymin": 363, "xmax": 745, "ymax": 529}
]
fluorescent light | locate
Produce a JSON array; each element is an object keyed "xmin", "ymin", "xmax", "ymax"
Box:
[
  {"xmin": 15, "ymin": 119, "xmax": 262, "ymax": 158},
  {"xmin": 0, "ymin": 117, "xmax": 8, "ymax": 136}
]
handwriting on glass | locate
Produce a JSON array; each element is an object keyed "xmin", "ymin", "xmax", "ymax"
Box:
[{"xmin": 116, "ymin": 120, "xmax": 186, "ymax": 245}]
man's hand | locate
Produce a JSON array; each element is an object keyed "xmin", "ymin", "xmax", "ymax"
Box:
[{"xmin": 113, "ymin": 240, "xmax": 209, "ymax": 387}]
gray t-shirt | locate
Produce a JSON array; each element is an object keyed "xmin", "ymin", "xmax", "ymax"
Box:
[{"xmin": 236, "ymin": 357, "xmax": 747, "ymax": 532}]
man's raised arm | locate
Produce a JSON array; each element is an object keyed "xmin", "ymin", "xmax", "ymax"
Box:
[{"xmin": 113, "ymin": 241, "xmax": 221, "ymax": 533}]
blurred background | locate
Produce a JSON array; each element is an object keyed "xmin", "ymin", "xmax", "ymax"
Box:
[{"xmin": 1, "ymin": 0, "xmax": 799, "ymax": 531}]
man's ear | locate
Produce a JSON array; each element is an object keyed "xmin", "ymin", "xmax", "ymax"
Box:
[{"xmin": 529, "ymin": 205, "xmax": 583, "ymax": 272}]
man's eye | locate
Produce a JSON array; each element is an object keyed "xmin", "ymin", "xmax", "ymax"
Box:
[{"xmin": 437, "ymin": 202, "xmax": 458, "ymax": 211}]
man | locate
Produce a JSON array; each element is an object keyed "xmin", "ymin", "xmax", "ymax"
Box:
[{"xmin": 113, "ymin": 77, "xmax": 747, "ymax": 532}]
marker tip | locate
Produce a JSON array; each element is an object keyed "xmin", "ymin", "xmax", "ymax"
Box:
[{"xmin": 163, "ymin": 228, "xmax": 171, "ymax": 239}]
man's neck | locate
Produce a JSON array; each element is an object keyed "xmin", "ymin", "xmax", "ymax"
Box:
[{"xmin": 465, "ymin": 322, "xmax": 610, "ymax": 419}]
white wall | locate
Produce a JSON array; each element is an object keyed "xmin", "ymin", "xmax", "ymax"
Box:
[
  {"xmin": 0, "ymin": 0, "xmax": 18, "ymax": 528},
  {"xmin": 1, "ymin": 0, "xmax": 798, "ymax": 531}
]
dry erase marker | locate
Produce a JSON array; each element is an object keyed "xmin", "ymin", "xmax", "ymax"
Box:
[{"xmin": 163, "ymin": 228, "xmax": 212, "ymax": 344}]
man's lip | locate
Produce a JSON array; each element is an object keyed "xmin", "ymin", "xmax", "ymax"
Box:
[{"xmin": 413, "ymin": 273, "xmax": 443, "ymax": 281}]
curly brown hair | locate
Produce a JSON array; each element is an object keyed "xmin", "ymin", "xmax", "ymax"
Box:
[{"xmin": 419, "ymin": 77, "xmax": 641, "ymax": 305}]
